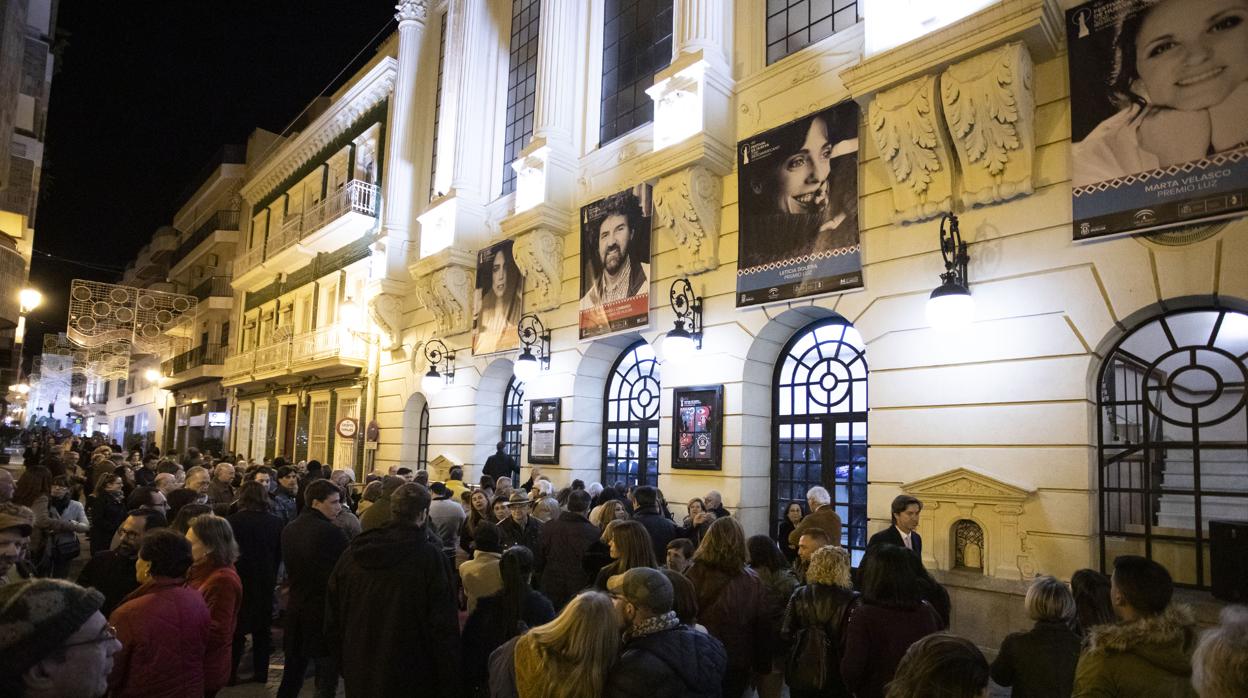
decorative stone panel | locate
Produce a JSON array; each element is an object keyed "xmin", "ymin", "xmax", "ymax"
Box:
[
  {"xmin": 652, "ymin": 164, "xmax": 721, "ymax": 275},
  {"xmin": 902, "ymin": 466, "xmax": 1035, "ymax": 580},
  {"xmin": 940, "ymin": 42, "xmax": 1036, "ymax": 208},
  {"xmin": 410, "ymin": 248, "xmax": 474, "ymax": 336},
  {"xmin": 512, "ymin": 227, "xmax": 565, "ymax": 312},
  {"xmin": 868, "ymin": 75, "xmax": 955, "ymax": 223},
  {"xmin": 368, "ymin": 290, "xmax": 405, "ymax": 354}
]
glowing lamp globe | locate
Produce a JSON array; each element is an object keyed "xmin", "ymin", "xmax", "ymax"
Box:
[
  {"xmin": 926, "ymin": 281, "xmax": 975, "ymax": 331},
  {"xmin": 663, "ymin": 324, "xmax": 697, "ymax": 363},
  {"xmin": 422, "ymin": 367, "xmax": 445, "ymax": 396},
  {"xmin": 513, "ymin": 350, "xmax": 539, "ymax": 382}
]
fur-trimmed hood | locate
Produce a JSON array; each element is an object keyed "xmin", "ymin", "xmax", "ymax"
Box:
[{"xmin": 1085, "ymin": 604, "xmax": 1198, "ymax": 675}]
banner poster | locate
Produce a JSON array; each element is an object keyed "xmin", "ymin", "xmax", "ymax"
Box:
[
  {"xmin": 472, "ymin": 239, "xmax": 525, "ymax": 355},
  {"xmin": 578, "ymin": 184, "xmax": 652, "ymax": 340},
  {"xmin": 736, "ymin": 100, "xmax": 862, "ymax": 308},
  {"xmin": 1067, "ymin": 0, "xmax": 1248, "ymax": 241}
]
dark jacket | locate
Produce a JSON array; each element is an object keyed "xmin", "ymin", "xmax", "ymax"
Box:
[
  {"xmin": 840, "ymin": 601, "xmax": 942, "ymax": 698},
  {"xmin": 108, "ymin": 577, "xmax": 211, "ymax": 698},
  {"xmin": 781, "ymin": 583, "xmax": 860, "ymax": 697},
  {"xmin": 488, "ymin": 636, "xmax": 520, "ymax": 698},
  {"xmin": 537, "ymin": 511, "xmax": 600, "ymax": 608},
  {"xmin": 88, "ymin": 492, "xmax": 127, "ymax": 555},
  {"xmin": 185, "ymin": 561, "xmax": 243, "ymax": 693},
  {"xmin": 271, "ymin": 490, "xmax": 297, "ymax": 525},
  {"xmin": 359, "ymin": 496, "xmax": 392, "ymax": 531},
  {"xmin": 462, "ymin": 588, "xmax": 555, "ymax": 691},
  {"xmin": 687, "ymin": 562, "xmax": 773, "ymax": 698},
  {"xmin": 483, "ymin": 452, "xmax": 515, "ymax": 482},
  {"xmin": 281, "ymin": 509, "xmax": 349, "ymax": 656},
  {"xmin": 632, "ymin": 505, "xmax": 680, "ymax": 563},
  {"xmin": 990, "ymin": 620, "xmax": 1082, "ymax": 698},
  {"xmin": 498, "ymin": 515, "xmax": 543, "ymax": 570},
  {"xmin": 790, "ymin": 504, "xmax": 844, "ymax": 548},
  {"xmin": 77, "ymin": 549, "xmax": 139, "ymax": 617},
  {"xmin": 778, "ymin": 519, "xmax": 800, "ymax": 562},
  {"xmin": 866, "ymin": 525, "xmax": 921, "ymax": 557},
  {"xmin": 326, "ymin": 522, "xmax": 461, "ymax": 698},
  {"xmin": 603, "ymin": 623, "xmax": 728, "ymax": 698},
  {"xmin": 227, "ymin": 508, "xmax": 284, "ymax": 632},
  {"xmin": 1072, "ymin": 605, "xmax": 1199, "ymax": 698}
]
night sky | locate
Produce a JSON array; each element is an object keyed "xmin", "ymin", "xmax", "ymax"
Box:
[{"xmin": 25, "ymin": 1, "xmax": 396, "ymax": 366}]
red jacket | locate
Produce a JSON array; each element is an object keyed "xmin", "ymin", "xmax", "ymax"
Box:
[
  {"xmin": 186, "ymin": 561, "xmax": 243, "ymax": 692},
  {"xmin": 109, "ymin": 577, "xmax": 211, "ymax": 698}
]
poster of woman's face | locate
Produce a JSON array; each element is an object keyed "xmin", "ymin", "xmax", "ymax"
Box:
[
  {"xmin": 472, "ymin": 240, "xmax": 525, "ymax": 355},
  {"xmin": 736, "ymin": 100, "xmax": 862, "ymax": 308},
  {"xmin": 1068, "ymin": 0, "xmax": 1248, "ymax": 240}
]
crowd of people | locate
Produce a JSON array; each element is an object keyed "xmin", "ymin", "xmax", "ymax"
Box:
[{"xmin": 0, "ymin": 431, "xmax": 1246, "ymax": 698}]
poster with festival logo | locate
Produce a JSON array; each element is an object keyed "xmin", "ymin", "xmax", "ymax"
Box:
[
  {"xmin": 1066, "ymin": 0, "xmax": 1248, "ymax": 241},
  {"xmin": 578, "ymin": 184, "xmax": 652, "ymax": 340},
  {"xmin": 736, "ymin": 100, "xmax": 862, "ymax": 308}
]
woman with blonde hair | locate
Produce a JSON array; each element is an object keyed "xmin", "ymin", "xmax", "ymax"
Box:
[
  {"xmin": 488, "ymin": 590, "xmax": 620, "ymax": 698},
  {"xmin": 185, "ymin": 514, "xmax": 243, "ymax": 697},
  {"xmin": 593, "ymin": 519, "xmax": 657, "ymax": 589},
  {"xmin": 782, "ymin": 545, "xmax": 860, "ymax": 697},
  {"xmin": 687, "ymin": 516, "xmax": 773, "ymax": 698},
  {"xmin": 990, "ymin": 575, "xmax": 1083, "ymax": 697}
]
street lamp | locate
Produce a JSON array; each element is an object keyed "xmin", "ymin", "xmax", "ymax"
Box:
[
  {"xmin": 422, "ymin": 339, "xmax": 455, "ymax": 396},
  {"xmin": 513, "ymin": 314, "xmax": 551, "ymax": 382},
  {"xmin": 144, "ymin": 368, "xmax": 162, "ymax": 384},
  {"xmin": 18, "ymin": 288, "xmax": 41, "ymax": 313},
  {"xmin": 664, "ymin": 278, "xmax": 703, "ymax": 362},
  {"xmin": 926, "ymin": 213, "xmax": 974, "ymax": 331}
]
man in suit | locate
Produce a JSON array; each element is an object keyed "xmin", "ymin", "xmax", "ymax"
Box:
[
  {"xmin": 868, "ymin": 494, "xmax": 923, "ymax": 557},
  {"xmin": 787, "ymin": 485, "xmax": 843, "ymax": 549}
]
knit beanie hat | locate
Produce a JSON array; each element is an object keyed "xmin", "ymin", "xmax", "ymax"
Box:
[{"xmin": 0, "ymin": 579, "xmax": 104, "ymax": 678}]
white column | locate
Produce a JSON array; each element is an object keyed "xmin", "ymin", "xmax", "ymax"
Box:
[
  {"xmin": 532, "ymin": 0, "xmax": 579, "ymax": 149},
  {"xmin": 381, "ymin": 0, "xmax": 430, "ymax": 280},
  {"xmin": 674, "ymin": 0, "xmax": 729, "ymax": 69}
]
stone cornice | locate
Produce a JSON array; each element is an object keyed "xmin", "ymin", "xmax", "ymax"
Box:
[
  {"xmin": 839, "ymin": 0, "xmax": 1061, "ymax": 102},
  {"xmin": 499, "ymin": 202, "xmax": 574, "ymax": 241},
  {"xmin": 240, "ymin": 57, "xmax": 399, "ymax": 204}
]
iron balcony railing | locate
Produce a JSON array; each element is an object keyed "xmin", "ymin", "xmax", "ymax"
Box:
[
  {"xmin": 189, "ymin": 276, "xmax": 233, "ymax": 301},
  {"xmin": 172, "ymin": 210, "xmax": 241, "ymax": 265},
  {"xmin": 161, "ymin": 344, "xmax": 227, "ymax": 377},
  {"xmin": 268, "ymin": 214, "xmax": 304, "ymax": 257},
  {"xmin": 303, "ymin": 180, "xmax": 380, "ymax": 233},
  {"xmin": 223, "ymin": 350, "xmax": 255, "ymax": 379},
  {"xmin": 223, "ymin": 324, "xmax": 366, "ymax": 382},
  {"xmin": 235, "ymin": 245, "xmax": 264, "ymax": 276}
]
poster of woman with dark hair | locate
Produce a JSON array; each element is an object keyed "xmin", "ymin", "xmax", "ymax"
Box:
[
  {"xmin": 472, "ymin": 240, "xmax": 525, "ymax": 355},
  {"xmin": 736, "ymin": 100, "xmax": 862, "ymax": 308},
  {"xmin": 578, "ymin": 184, "xmax": 652, "ymax": 340},
  {"xmin": 1068, "ymin": 0, "xmax": 1248, "ymax": 240}
]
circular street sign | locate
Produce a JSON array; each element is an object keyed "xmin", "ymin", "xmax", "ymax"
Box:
[{"xmin": 336, "ymin": 417, "xmax": 359, "ymax": 439}]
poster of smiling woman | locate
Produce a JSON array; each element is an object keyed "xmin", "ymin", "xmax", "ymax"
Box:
[
  {"xmin": 1067, "ymin": 0, "xmax": 1248, "ymax": 241},
  {"xmin": 578, "ymin": 185, "xmax": 652, "ymax": 340},
  {"xmin": 736, "ymin": 100, "xmax": 862, "ymax": 308}
]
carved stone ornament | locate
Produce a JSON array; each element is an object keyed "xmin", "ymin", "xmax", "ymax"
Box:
[
  {"xmin": 394, "ymin": 0, "xmax": 428, "ymax": 23},
  {"xmin": 413, "ymin": 262, "xmax": 473, "ymax": 336},
  {"xmin": 868, "ymin": 75, "xmax": 955, "ymax": 224},
  {"xmin": 940, "ymin": 41, "xmax": 1036, "ymax": 208},
  {"xmin": 652, "ymin": 165, "xmax": 721, "ymax": 275},
  {"xmin": 368, "ymin": 292, "xmax": 405, "ymax": 353},
  {"xmin": 512, "ymin": 228, "xmax": 564, "ymax": 312}
]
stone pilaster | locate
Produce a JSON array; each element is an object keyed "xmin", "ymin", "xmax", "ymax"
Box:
[{"xmin": 381, "ymin": 1, "xmax": 429, "ymax": 280}]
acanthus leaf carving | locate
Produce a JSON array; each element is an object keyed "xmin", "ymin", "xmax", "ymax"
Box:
[
  {"xmin": 414, "ymin": 263, "xmax": 473, "ymax": 336},
  {"xmin": 368, "ymin": 292, "xmax": 406, "ymax": 353},
  {"xmin": 394, "ymin": 0, "xmax": 428, "ymax": 23},
  {"xmin": 512, "ymin": 228, "xmax": 564, "ymax": 312},
  {"xmin": 652, "ymin": 165, "xmax": 721, "ymax": 275},
  {"xmin": 868, "ymin": 74, "xmax": 954, "ymax": 224},
  {"xmin": 940, "ymin": 41, "xmax": 1035, "ymax": 208}
]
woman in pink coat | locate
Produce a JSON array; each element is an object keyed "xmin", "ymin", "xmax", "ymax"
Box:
[{"xmin": 186, "ymin": 514, "xmax": 243, "ymax": 697}]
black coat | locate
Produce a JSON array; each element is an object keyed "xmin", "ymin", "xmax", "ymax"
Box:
[
  {"xmin": 462, "ymin": 588, "xmax": 555, "ymax": 691},
  {"xmin": 76, "ymin": 549, "xmax": 138, "ymax": 618},
  {"xmin": 989, "ymin": 620, "xmax": 1082, "ymax": 698},
  {"xmin": 498, "ymin": 516, "xmax": 543, "ymax": 572},
  {"xmin": 88, "ymin": 493, "xmax": 128, "ymax": 555},
  {"xmin": 866, "ymin": 526, "xmax": 922, "ymax": 557},
  {"xmin": 780, "ymin": 583, "xmax": 860, "ymax": 697},
  {"xmin": 280, "ymin": 509, "xmax": 348, "ymax": 656},
  {"xmin": 603, "ymin": 624, "xmax": 728, "ymax": 698},
  {"xmin": 482, "ymin": 453, "xmax": 515, "ymax": 482},
  {"xmin": 326, "ymin": 523, "xmax": 461, "ymax": 698},
  {"xmin": 632, "ymin": 506, "xmax": 680, "ymax": 563},
  {"xmin": 226, "ymin": 508, "xmax": 284, "ymax": 633},
  {"xmin": 537, "ymin": 511, "xmax": 599, "ymax": 609}
]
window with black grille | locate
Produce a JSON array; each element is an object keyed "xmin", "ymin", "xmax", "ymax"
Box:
[
  {"xmin": 503, "ymin": 376, "xmax": 525, "ymax": 482},
  {"xmin": 430, "ymin": 13, "xmax": 448, "ymax": 201},
  {"xmin": 502, "ymin": 0, "xmax": 542, "ymax": 196},
  {"xmin": 603, "ymin": 341, "xmax": 661, "ymax": 488},
  {"xmin": 773, "ymin": 317, "xmax": 869, "ymax": 566},
  {"xmin": 600, "ymin": 0, "xmax": 673, "ymax": 145},
  {"xmin": 766, "ymin": 0, "xmax": 859, "ymax": 65},
  {"xmin": 417, "ymin": 402, "xmax": 430, "ymax": 471}
]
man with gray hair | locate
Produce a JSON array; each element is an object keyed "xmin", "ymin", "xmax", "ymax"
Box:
[
  {"xmin": 207, "ymin": 462, "xmax": 236, "ymax": 504},
  {"xmin": 788, "ymin": 485, "xmax": 843, "ymax": 549}
]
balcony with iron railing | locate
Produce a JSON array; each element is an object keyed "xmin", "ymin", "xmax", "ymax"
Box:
[
  {"xmin": 223, "ymin": 350, "xmax": 256, "ymax": 384},
  {"xmin": 298, "ymin": 180, "xmax": 380, "ymax": 253},
  {"xmin": 161, "ymin": 344, "xmax": 227, "ymax": 379},
  {"xmin": 220, "ymin": 323, "xmax": 367, "ymax": 386},
  {"xmin": 172, "ymin": 210, "xmax": 241, "ymax": 267},
  {"xmin": 190, "ymin": 276, "xmax": 233, "ymax": 301}
]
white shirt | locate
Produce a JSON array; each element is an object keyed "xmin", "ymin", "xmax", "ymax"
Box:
[{"xmin": 897, "ymin": 526, "xmax": 913, "ymax": 550}]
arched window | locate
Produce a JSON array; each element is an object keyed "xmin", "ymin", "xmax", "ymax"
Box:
[
  {"xmin": 604, "ymin": 341, "xmax": 661, "ymax": 487},
  {"xmin": 502, "ymin": 376, "xmax": 525, "ymax": 482},
  {"xmin": 773, "ymin": 318, "xmax": 868, "ymax": 565},
  {"xmin": 1098, "ymin": 308, "xmax": 1248, "ymax": 588},
  {"xmin": 417, "ymin": 403, "xmax": 430, "ymax": 470}
]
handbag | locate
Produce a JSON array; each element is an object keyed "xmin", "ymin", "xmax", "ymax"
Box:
[
  {"xmin": 52, "ymin": 533, "xmax": 81, "ymax": 560},
  {"xmin": 786, "ymin": 621, "xmax": 832, "ymax": 692}
]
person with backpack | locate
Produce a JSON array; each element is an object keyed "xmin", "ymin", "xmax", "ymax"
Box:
[{"xmin": 781, "ymin": 545, "xmax": 859, "ymax": 697}]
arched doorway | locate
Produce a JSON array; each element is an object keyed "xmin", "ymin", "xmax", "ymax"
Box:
[
  {"xmin": 502, "ymin": 375, "xmax": 524, "ymax": 482},
  {"xmin": 603, "ymin": 340, "xmax": 660, "ymax": 487},
  {"xmin": 773, "ymin": 317, "xmax": 869, "ymax": 565},
  {"xmin": 1098, "ymin": 307, "xmax": 1248, "ymax": 588}
]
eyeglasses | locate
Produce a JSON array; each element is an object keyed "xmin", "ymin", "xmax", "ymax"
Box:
[{"xmin": 62, "ymin": 623, "xmax": 117, "ymax": 649}]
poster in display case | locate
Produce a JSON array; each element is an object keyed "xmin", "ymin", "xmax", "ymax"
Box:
[
  {"xmin": 672, "ymin": 385, "xmax": 723, "ymax": 470},
  {"xmin": 527, "ymin": 398, "xmax": 561, "ymax": 464}
]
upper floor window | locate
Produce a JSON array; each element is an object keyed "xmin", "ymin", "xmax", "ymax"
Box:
[
  {"xmin": 501, "ymin": 0, "xmax": 541, "ymax": 196},
  {"xmin": 600, "ymin": 0, "xmax": 673, "ymax": 145},
  {"xmin": 430, "ymin": 13, "xmax": 448, "ymax": 201},
  {"xmin": 767, "ymin": 0, "xmax": 859, "ymax": 65}
]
